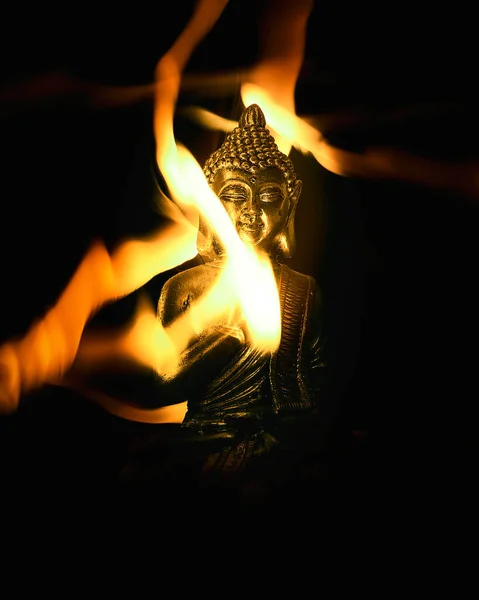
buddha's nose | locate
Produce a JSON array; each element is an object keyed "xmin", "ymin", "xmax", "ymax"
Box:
[
  {"xmin": 242, "ymin": 195, "xmax": 261, "ymax": 216},
  {"xmin": 239, "ymin": 203, "xmax": 262, "ymax": 224}
]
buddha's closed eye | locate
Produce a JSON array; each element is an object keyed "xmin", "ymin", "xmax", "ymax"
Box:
[
  {"xmin": 220, "ymin": 185, "xmax": 248, "ymax": 202},
  {"xmin": 259, "ymin": 190, "xmax": 283, "ymax": 203}
]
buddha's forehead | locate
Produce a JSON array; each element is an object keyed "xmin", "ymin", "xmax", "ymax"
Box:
[{"xmin": 212, "ymin": 167, "xmax": 286, "ymax": 189}]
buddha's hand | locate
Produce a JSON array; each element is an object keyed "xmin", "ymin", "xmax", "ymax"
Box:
[
  {"xmin": 211, "ymin": 324, "xmax": 246, "ymax": 345},
  {"xmin": 157, "ymin": 325, "xmax": 244, "ymax": 402}
]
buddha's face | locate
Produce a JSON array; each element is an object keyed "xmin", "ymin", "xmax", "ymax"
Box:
[{"xmin": 212, "ymin": 167, "xmax": 291, "ymax": 253}]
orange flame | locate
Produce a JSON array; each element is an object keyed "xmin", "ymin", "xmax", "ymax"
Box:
[
  {"xmin": 238, "ymin": 1, "xmax": 479, "ymax": 201},
  {"xmin": 242, "ymin": 0, "xmax": 314, "ymax": 156},
  {"xmin": 242, "ymin": 83, "xmax": 479, "ymax": 199}
]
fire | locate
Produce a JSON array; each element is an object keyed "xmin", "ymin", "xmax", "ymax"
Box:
[
  {"xmin": 230, "ymin": 245, "xmax": 281, "ymax": 351},
  {"xmin": 4, "ymin": 0, "xmax": 473, "ymax": 416},
  {"xmin": 0, "ymin": 0, "xmax": 282, "ymax": 416}
]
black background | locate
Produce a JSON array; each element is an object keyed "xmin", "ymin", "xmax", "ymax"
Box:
[{"xmin": 0, "ymin": 0, "xmax": 478, "ymax": 529}]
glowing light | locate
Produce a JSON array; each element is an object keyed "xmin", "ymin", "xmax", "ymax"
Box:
[{"xmin": 228, "ymin": 246, "xmax": 281, "ymax": 351}]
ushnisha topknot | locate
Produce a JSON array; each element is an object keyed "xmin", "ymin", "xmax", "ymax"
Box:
[{"xmin": 203, "ymin": 104, "xmax": 297, "ymax": 193}]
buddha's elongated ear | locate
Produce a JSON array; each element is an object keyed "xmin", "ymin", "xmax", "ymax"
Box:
[{"xmin": 275, "ymin": 179, "xmax": 302, "ymax": 259}]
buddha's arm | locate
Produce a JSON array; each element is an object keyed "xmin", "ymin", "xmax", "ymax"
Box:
[
  {"xmin": 156, "ymin": 326, "xmax": 243, "ymax": 403},
  {"xmin": 156, "ymin": 270, "xmax": 245, "ymax": 401}
]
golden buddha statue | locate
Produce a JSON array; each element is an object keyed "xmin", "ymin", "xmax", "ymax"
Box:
[{"xmin": 130, "ymin": 104, "xmax": 327, "ymax": 496}]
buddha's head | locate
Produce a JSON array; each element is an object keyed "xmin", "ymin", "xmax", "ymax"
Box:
[{"xmin": 201, "ymin": 104, "xmax": 302, "ymax": 261}]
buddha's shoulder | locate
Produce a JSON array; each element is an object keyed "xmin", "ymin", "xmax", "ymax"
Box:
[
  {"xmin": 157, "ymin": 263, "xmax": 222, "ymax": 323},
  {"xmin": 162, "ymin": 263, "xmax": 222, "ymax": 293}
]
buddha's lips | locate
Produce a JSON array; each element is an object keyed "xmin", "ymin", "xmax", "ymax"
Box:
[{"xmin": 239, "ymin": 223, "xmax": 264, "ymax": 233}]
